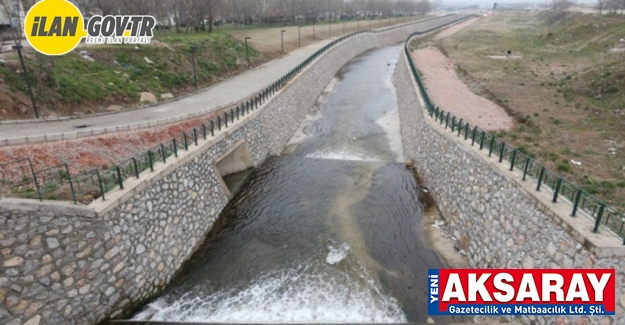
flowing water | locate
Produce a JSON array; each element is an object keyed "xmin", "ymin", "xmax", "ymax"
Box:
[{"xmin": 131, "ymin": 45, "xmax": 464, "ymax": 324}]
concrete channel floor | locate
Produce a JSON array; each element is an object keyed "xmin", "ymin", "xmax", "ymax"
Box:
[{"xmin": 0, "ymin": 38, "xmax": 333, "ymax": 142}]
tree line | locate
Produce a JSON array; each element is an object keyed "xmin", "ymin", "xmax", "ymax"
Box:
[{"xmin": 22, "ymin": 0, "xmax": 434, "ymax": 33}]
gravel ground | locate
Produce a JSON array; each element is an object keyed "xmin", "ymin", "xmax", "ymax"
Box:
[
  {"xmin": 0, "ymin": 111, "xmax": 222, "ymax": 175},
  {"xmin": 411, "ymin": 46, "xmax": 513, "ymax": 131}
]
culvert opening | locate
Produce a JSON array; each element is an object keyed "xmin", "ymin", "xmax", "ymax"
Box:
[{"xmin": 214, "ymin": 141, "xmax": 254, "ymax": 197}]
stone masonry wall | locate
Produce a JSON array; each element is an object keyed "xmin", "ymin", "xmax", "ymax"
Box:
[
  {"xmin": 0, "ymin": 15, "xmax": 471, "ymax": 325},
  {"xmin": 394, "ymin": 49, "xmax": 625, "ymax": 325}
]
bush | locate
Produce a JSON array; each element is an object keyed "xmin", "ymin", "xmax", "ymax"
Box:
[{"xmin": 557, "ymin": 160, "xmax": 573, "ymax": 173}]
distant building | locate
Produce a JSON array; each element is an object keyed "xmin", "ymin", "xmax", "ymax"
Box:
[{"xmin": 0, "ymin": 0, "xmax": 25, "ymax": 32}]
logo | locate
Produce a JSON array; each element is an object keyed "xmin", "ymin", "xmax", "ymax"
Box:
[
  {"xmin": 24, "ymin": 0, "xmax": 155, "ymax": 56},
  {"xmin": 428, "ymin": 269, "xmax": 616, "ymax": 316}
]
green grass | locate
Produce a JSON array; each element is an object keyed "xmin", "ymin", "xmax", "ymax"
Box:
[{"xmin": 1, "ymin": 32, "xmax": 260, "ymax": 106}]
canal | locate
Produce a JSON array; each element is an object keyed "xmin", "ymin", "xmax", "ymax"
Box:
[{"xmin": 130, "ymin": 45, "xmax": 461, "ymax": 323}]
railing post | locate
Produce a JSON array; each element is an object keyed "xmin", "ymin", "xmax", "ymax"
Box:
[
  {"xmin": 193, "ymin": 129, "xmax": 198, "ymax": 146},
  {"xmin": 510, "ymin": 150, "xmax": 517, "ymax": 171},
  {"xmin": 445, "ymin": 113, "xmax": 449, "ymax": 129},
  {"xmin": 488, "ymin": 135, "xmax": 495, "ymax": 157},
  {"xmin": 116, "ymin": 166, "xmax": 124, "ymax": 190},
  {"xmin": 553, "ymin": 178, "xmax": 563, "ymax": 203},
  {"xmin": 183, "ymin": 133, "xmax": 189, "ymax": 150},
  {"xmin": 536, "ymin": 167, "xmax": 546, "ymax": 191},
  {"xmin": 160, "ymin": 144, "xmax": 167, "ymax": 162},
  {"xmin": 231, "ymin": 109, "xmax": 235, "ymax": 123},
  {"xmin": 457, "ymin": 119, "xmax": 463, "ymax": 137},
  {"xmin": 27, "ymin": 159, "xmax": 43, "ymax": 201},
  {"xmin": 217, "ymin": 116, "xmax": 222, "ymax": 131},
  {"xmin": 471, "ymin": 126, "xmax": 478, "ymax": 146},
  {"xmin": 202, "ymin": 124, "xmax": 207, "ymax": 139},
  {"xmin": 499, "ymin": 143, "xmax": 505, "ymax": 163},
  {"xmin": 148, "ymin": 151, "xmax": 154, "ymax": 172},
  {"xmin": 572, "ymin": 189, "xmax": 582, "ymax": 216},
  {"xmin": 479, "ymin": 131, "xmax": 486, "ymax": 150},
  {"xmin": 210, "ymin": 120, "xmax": 215, "ymax": 136},
  {"xmin": 522, "ymin": 158, "xmax": 530, "ymax": 180},
  {"xmin": 95, "ymin": 169, "xmax": 105, "ymax": 201},
  {"xmin": 173, "ymin": 139, "xmax": 178, "ymax": 158},
  {"xmin": 224, "ymin": 113, "xmax": 229, "ymax": 127},
  {"xmin": 464, "ymin": 124, "xmax": 469, "ymax": 140},
  {"xmin": 132, "ymin": 158, "xmax": 139, "ymax": 178},
  {"xmin": 593, "ymin": 205, "xmax": 605, "ymax": 233},
  {"xmin": 66, "ymin": 164, "xmax": 77, "ymax": 204}
]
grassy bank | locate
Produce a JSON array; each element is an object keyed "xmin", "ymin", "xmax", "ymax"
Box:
[
  {"xmin": 0, "ymin": 31, "xmax": 261, "ymax": 119},
  {"xmin": 432, "ymin": 12, "xmax": 625, "ymax": 208}
]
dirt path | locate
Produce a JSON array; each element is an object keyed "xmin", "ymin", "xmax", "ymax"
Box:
[
  {"xmin": 230, "ymin": 17, "xmax": 420, "ymax": 55},
  {"xmin": 411, "ymin": 47, "xmax": 513, "ymax": 131},
  {"xmin": 434, "ymin": 17, "xmax": 481, "ymax": 40}
]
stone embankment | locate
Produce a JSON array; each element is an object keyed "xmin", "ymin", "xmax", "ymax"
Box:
[
  {"xmin": 395, "ymin": 38, "xmax": 625, "ymax": 325},
  {"xmin": 0, "ymin": 14, "xmax": 470, "ymax": 325}
]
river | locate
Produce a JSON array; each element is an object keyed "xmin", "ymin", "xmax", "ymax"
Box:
[{"xmin": 130, "ymin": 45, "xmax": 463, "ymax": 324}]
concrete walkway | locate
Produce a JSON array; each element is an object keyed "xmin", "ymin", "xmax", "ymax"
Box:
[{"xmin": 0, "ymin": 38, "xmax": 334, "ymax": 145}]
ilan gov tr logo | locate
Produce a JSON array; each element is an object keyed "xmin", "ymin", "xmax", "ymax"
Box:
[{"xmin": 25, "ymin": 0, "xmax": 155, "ymax": 56}]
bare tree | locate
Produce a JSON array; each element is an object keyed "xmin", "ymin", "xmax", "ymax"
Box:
[
  {"xmin": 552, "ymin": 0, "xmax": 575, "ymax": 12},
  {"xmin": 0, "ymin": 0, "xmax": 24, "ymax": 46},
  {"xmin": 90, "ymin": 0, "xmax": 120, "ymax": 15}
]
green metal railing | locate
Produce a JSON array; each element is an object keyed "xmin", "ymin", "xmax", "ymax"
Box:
[
  {"xmin": 402, "ymin": 30, "xmax": 625, "ymax": 244},
  {"xmin": 0, "ymin": 14, "xmax": 472, "ymax": 205}
]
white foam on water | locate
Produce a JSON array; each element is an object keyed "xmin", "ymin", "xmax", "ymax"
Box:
[
  {"xmin": 133, "ymin": 265, "xmax": 407, "ymax": 323},
  {"xmin": 306, "ymin": 148, "xmax": 382, "ymax": 162},
  {"xmin": 326, "ymin": 242, "xmax": 350, "ymax": 265}
]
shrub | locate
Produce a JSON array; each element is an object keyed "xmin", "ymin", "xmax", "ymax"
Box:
[{"xmin": 557, "ymin": 160, "xmax": 573, "ymax": 173}]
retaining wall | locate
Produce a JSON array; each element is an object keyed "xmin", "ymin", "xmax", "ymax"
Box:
[
  {"xmin": 394, "ymin": 47, "xmax": 625, "ymax": 325},
  {"xmin": 0, "ymin": 15, "xmax": 469, "ymax": 325}
]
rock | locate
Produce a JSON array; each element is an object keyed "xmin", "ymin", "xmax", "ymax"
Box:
[
  {"xmin": 23, "ymin": 315, "xmax": 41, "ymax": 325},
  {"xmin": 135, "ymin": 244, "xmax": 146, "ymax": 255},
  {"xmin": 144, "ymin": 57, "xmax": 154, "ymax": 64},
  {"xmin": 45, "ymin": 238, "xmax": 59, "ymax": 249},
  {"xmin": 139, "ymin": 92, "xmax": 157, "ymax": 104},
  {"xmin": 78, "ymin": 284, "xmax": 90, "ymax": 295},
  {"xmin": 405, "ymin": 160, "xmax": 414, "ymax": 167},
  {"xmin": 160, "ymin": 93, "xmax": 174, "ymax": 99}
]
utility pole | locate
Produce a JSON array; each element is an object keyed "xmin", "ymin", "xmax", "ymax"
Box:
[
  {"xmin": 13, "ymin": 44, "xmax": 38, "ymax": 119},
  {"xmin": 281, "ymin": 30, "xmax": 286, "ymax": 54},
  {"xmin": 191, "ymin": 46, "xmax": 199, "ymax": 91},
  {"xmin": 245, "ymin": 37, "xmax": 251, "ymax": 68},
  {"xmin": 328, "ymin": 20, "xmax": 331, "ymax": 37}
]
